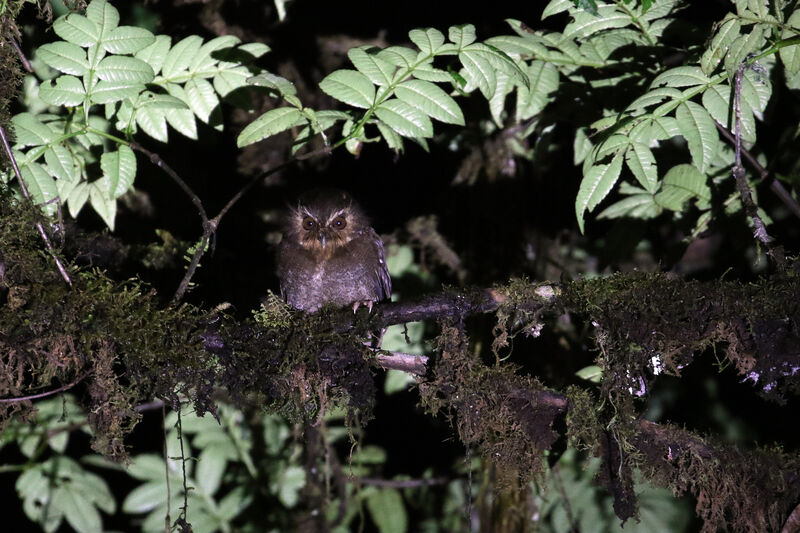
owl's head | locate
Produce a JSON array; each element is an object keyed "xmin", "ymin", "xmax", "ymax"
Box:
[{"xmin": 286, "ymin": 189, "xmax": 369, "ymax": 252}]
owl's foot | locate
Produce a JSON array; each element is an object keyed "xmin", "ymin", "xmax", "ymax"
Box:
[{"xmin": 352, "ymin": 300, "xmax": 374, "ymax": 314}]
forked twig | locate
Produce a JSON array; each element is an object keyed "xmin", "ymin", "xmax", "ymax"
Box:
[
  {"xmin": 132, "ymin": 140, "xmax": 334, "ymax": 305},
  {"xmin": 714, "ymin": 122, "xmax": 800, "ymax": 220}
]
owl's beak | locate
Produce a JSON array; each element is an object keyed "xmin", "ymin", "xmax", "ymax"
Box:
[{"xmin": 319, "ymin": 233, "xmax": 327, "ymax": 248}]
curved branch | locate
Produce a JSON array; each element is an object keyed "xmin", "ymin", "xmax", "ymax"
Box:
[{"xmin": 0, "ymin": 373, "xmax": 87, "ymax": 403}]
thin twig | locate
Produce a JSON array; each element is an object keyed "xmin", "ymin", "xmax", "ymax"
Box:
[
  {"xmin": 10, "ymin": 38, "xmax": 33, "ymax": 73},
  {"xmin": 213, "ymin": 144, "xmax": 333, "ymax": 224},
  {"xmin": 0, "ymin": 373, "xmax": 87, "ymax": 403},
  {"xmin": 731, "ymin": 64, "xmax": 780, "ymax": 257},
  {"xmin": 163, "ymin": 403, "xmax": 172, "ymax": 532},
  {"xmin": 0, "ymin": 124, "xmax": 72, "ymax": 286},
  {"xmin": 714, "ymin": 121, "xmax": 800, "ymax": 220},
  {"xmin": 175, "ymin": 407, "xmax": 190, "ymax": 527},
  {"xmin": 129, "ymin": 142, "xmax": 212, "ymax": 304},
  {"xmin": 357, "ymin": 477, "xmax": 449, "ymax": 488}
]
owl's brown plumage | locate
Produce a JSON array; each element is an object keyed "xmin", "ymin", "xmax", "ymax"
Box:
[{"xmin": 277, "ymin": 189, "xmax": 391, "ymax": 312}]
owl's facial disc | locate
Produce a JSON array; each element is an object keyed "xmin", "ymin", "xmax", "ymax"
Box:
[{"xmin": 295, "ymin": 205, "xmax": 353, "ymax": 253}]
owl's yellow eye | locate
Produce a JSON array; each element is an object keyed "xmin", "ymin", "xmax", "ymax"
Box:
[
  {"xmin": 302, "ymin": 216, "xmax": 316, "ymax": 230},
  {"xmin": 331, "ymin": 216, "xmax": 347, "ymax": 230}
]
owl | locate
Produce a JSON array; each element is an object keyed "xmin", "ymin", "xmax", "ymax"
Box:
[{"xmin": 277, "ymin": 189, "xmax": 391, "ymax": 312}]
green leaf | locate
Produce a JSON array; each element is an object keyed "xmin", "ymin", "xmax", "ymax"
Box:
[
  {"xmin": 385, "ymin": 369, "xmax": 416, "ymax": 394},
  {"xmin": 412, "ymin": 63, "xmax": 453, "ymax": 82},
  {"xmin": 276, "ymin": 466, "xmax": 306, "ymax": 508},
  {"xmin": 448, "ymin": 24, "xmax": 477, "ymax": 48},
  {"xmin": 191, "ymin": 35, "xmax": 240, "ymax": 73},
  {"xmin": 394, "ymin": 79, "xmax": 464, "ymax": 125},
  {"xmin": 100, "ymin": 145, "xmax": 136, "ymax": 197},
  {"xmin": 651, "ymin": 66, "xmax": 710, "ymax": 88},
  {"xmin": 779, "ymin": 11, "xmax": 800, "ymax": 75},
  {"xmin": 625, "ymin": 142, "xmax": 658, "ymax": 193},
  {"xmin": 55, "ymin": 485, "xmax": 103, "ymax": 533},
  {"xmin": 38, "ymin": 76, "xmax": 86, "ymax": 107},
  {"xmin": 103, "ymin": 25, "xmax": 156, "ymax": 54},
  {"xmin": 123, "ymin": 481, "xmax": 168, "ymax": 513},
  {"xmin": 95, "ymin": 55, "xmax": 154, "ymax": 83},
  {"xmin": 597, "ymin": 193, "xmax": 661, "ymax": 219},
  {"xmin": 676, "ymin": 101, "xmax": 719, "ymax": 173},
  {"xmin": 516, "ymin": 60, "xmax": 558, "ymax": 121},
  {"xmin": 246, "ymin": 72, "xmax": 297, "ymax": 96},
  {"xmin": 67, "ymin": 182, "xmax": 90, "ymax": 217},
  {"xmin": 488, "ymin": 70, "xmax": 513, "ymax": 125},
  {"xmin": 20, "ymin": 162, "xmax": 59, "ymax": 215},
  {"xmin": 365, "ymin": 488, "xmax": 408, "ymax": 533},
  {"xmin": 237, "ymin": 107, "xmax": 307, "ymax": 147},
  {"xmin": 724, "ymin": 24, "xmax": 766, "ymax": 79},
  {"xmin": 575, "ymin": 365, "xmax": 604, "ymax": 383},
  {"xmin": 237, "ymin": 42, "xmax": 271, "ymax": 58},
  {"xmin": 348, "ymin": 46, "xmax": 396, "ymax": 87},
  {"xmin": 575, "ymin": 0, "xmax": 599, "ymax": 16},
  {"xmin": 573, "ymin": 127, "xmax": 592, "ymax": 165},
  {"xmin": 137, "ymin": 92, "xmax": 188, "ymax": 110},
  {"xmin": 564, "ymin": 4, "xmax": 633, "ymax": 39},
  {"xmin": 575, "ymin": 152, "xmax": 624, "ymax": 233},
  {"xmin": 37, "ymin": 42, "xmax": 89, "ymax": 76},
  {"xmin": 196, "ymin": 446, "xmax": 227, "ymax": 496},
  {"xmin": 135, "ymin": 34, "xmax": 171, "ymax": 74},
  {"xmin": 90, "ymin": 80, "xmax": 144, "ymax": 104},
  {"xmin": 654, "ymin": 164, "xmax": 710, "ymax": 211},
  {"xmin": 86, "ymin": 0, "xmax": 119, "ymax": 37},
  {"xmin": 644, "ymin": 116, "xmax": 681, "ymax": 140},
  {"xmin": 217, "ymin": 487, "xmax": 252, "ymax": 521},
  {"xmin": 214, "ymin": 67, "xmax": 252, "ymax": 97},
  {"xmin": 701, "ymin": 83, "xmax": 731, "ymax": 127},
  {"xmin": 164, "ymin": 106, "xmax": 198, "ymax": 139},
  {"xmin": 409, "ymin": 28, "xmax": 446, "ymax": 54},
  {"xmin": 53, "ymin": 14, "xmax": 100, "ymax": 47},
  {"xmin": 12, "ymin": 113, "xmax": 56, "ymax": 146},
  {"xmin": 161, "ymin": 35, "xmax": 203, "ymax": 79},
  {"xmin": 185, "ymin": 77, "xmax": 219, "ymax": 124},
  {"xmin": 127, "ymin": 454, "xmax": 171, "ymax": 482},
  {"xmin": 700, "ymin": 15, "xmax": 740, "ymax": 75},
  {"xmin": 542, "ymin": 0, "xmax": 572, "ymax": 19},
  {"xmin": 593, "ymin": 134, "xmax": 629, "ymax": 161},
  {"xmin": 377, "ymin": 46, "xmax": 418, "ymax": 68},
  {"xmin": 44, "ymin": 144, "xmax": 79, "ymax": 183},
  {"xmin": 463, "ymin": 43, "xmax": 527, "ymax": 86},
  {"xmin": 164, "ymin": 83, "xmax": 199, "ymax": 139},
  {"xmin": 319, "ymin": 69, "xmax": 375, "ymax": 109},
  {"xmin": 458, "ymin": 49, "xmax": 496, "ymax": 99},
  {"xmin": 89, "ymin": 181, "xmax": 117, "ymax": 230},
  {"xmin": 377, "ymin": 121, "xmax": 404, "ymax": 152},
  {"xmin": 136, "ymin": 107, "xmax": 169, "ymax": 143},
  {"xmin": 375, "ymin": 99, "xmax": 433, "ymax": 138},
  {"xmin": 741, "ymin": 68, "xmax": 771, "ymax": 115}
]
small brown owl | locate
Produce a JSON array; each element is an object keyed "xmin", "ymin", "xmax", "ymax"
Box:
[{"xmin": 277, "ymin": 189, "xmax": 391, "ymax": 312}]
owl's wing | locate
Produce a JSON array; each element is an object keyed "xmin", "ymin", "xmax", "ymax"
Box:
[{"xmin": 373, "ymin": 230, "xmax": 392, "ymax": 301}]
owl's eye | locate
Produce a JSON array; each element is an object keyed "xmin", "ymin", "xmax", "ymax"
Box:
[
  {"xmin": 302, "ymin": 216, "xmax": 316, "ymax": 230},
  {"xmin": 331, "ymin": 216, "xmax": 347, "ymax": 230}
]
